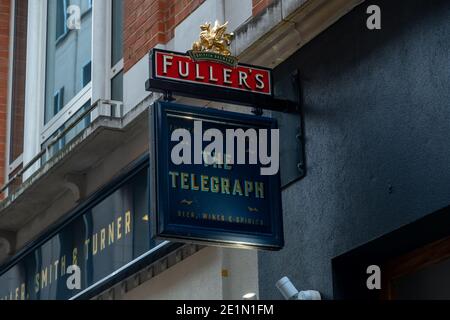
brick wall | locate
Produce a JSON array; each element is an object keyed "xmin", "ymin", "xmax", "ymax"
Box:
[
  {"xmin": 252, "ymin": 0, "xmax": 274, "ymax": 16},
  {"xmin": 9, "ymin": 0, "xmax": 26, "ymax": 164},
  {"xmin": 0, "ymin": 0, "xmax": 11, "ymax": 197},
  {"xmin": 124, "ymin": 0, "xmax": 206, "ymax": 71}
]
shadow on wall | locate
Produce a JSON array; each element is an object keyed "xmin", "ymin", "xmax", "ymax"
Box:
[{"xmin": 259, "ymin": 0, "xmax": 450, "ymax": 300}]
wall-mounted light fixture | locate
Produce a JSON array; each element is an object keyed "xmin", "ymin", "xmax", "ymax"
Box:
[{"xmin": 276, "ymin": 276, "xmax": 321, "ymax": 300}]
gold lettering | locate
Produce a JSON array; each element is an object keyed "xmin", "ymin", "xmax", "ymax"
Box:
[
  {"xmin": 201, "ymin": 175, "xmax": 209, "ymax": 192},
  {"xmin": 108, "ymin": 222, "xmax": 115, "ymax": 245},
  {"xmin": 35, "ymin": 274, "xmax": 40, "ymax": 293},
  {"xmin": 181, "ymin": 172, "xmax": 189, "ymax": 190},
  {"xmin": 125, "ymin": 211, "xmax": 131, "ymax": 235},
  {"xmin": 244, "ymin": 181, "xmax": 254, "ymax": 197},
  {"xmin": 54, "ymin": 260, "xmax": 59, "ymax": 281},
  {"xmin": 73, "ymin": 247, "xmax": 78, "ymax": 266},
  {"xmin": 61, "ymin": 256, "xmax": 66, "ymax": 277},
  {"xmin": 233, "ymin": 179, "xmax": 243, "ymax": 196},
  {"xmin": 117, "ymin": 217, "xmax": 122, "ymax": 240},
  {"xmin": 21, "ymin": 283, "xmax": 25, "ymax": 300},
  {"xmin": 190, "ymin": 173, "xmax": 199, "ymax": 190},
  {"xmin": 169, "ymin": 171, "xmax": 179, "ymax": 188},
  {"xmin": 210, "ymin": 177, "xmax": 219, "ymax": 193},
  {"xmin": 255, "ymin": 182, "xmax": 264, "ymax": 198},
  {"xmin": 41, "ymin": 268, "xmax": 48, "ymax": 289},
  {"xmin": 100, "ymin": 228, "xmax": 106, "ymax": 251},
  {"xmin": 221, "ymin": 178, "xmax": 230, "ymax": 194}
]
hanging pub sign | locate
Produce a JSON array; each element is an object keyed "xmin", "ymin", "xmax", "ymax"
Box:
[
  {"xmin": 145, "ymin": 21, "xmax": 300, "ymax": 112},
  {"xmin": 150, "ymin": 101, "xmax": 284, "ymax": 250},
  {"xmin": 149, "ymin": 48, "xmax": 272, "ymax": 95}
]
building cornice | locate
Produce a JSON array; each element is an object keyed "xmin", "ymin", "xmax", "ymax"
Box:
[{"xmin": 233, "ymin": 0, "xmax": 364, "ymax": 68}]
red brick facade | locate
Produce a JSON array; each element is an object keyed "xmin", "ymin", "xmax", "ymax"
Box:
[
  {"xmin": 9, "ymin": 0, "xmax": 26, "ymax": 165},
  {"xmin": 0, "ymin": 0, "xmax": 11, "ymax": 197},
  {"xmin": 252, "ymin": 0, "xmax": 274, "ymax": 16},
  {"xmin": 124, "ymin": 0, "xmax": 206, "ymax": 71}
]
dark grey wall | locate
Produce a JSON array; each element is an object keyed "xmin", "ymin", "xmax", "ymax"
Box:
[{"xmin": 259, "ymin": 0, "xmax": 450, "ymax": 299}]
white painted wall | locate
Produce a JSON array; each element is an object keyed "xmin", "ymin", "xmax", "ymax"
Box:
[
  {"xmin": 166, "ymin": 0, "xmax": 252, "ymax": 53},
  {"xmin": 123, "ymin": 247, "xmax": 223, "ymax": 300},
  {"xmin": 123, "ymin": 53, "xmax": 151, "ymax": 115},
  {"xmin": 222, "ymin": 248, "xmax": 259, "ymax": 299},
  {"xmin": 123, "ymin": 247, "xmax": 259, "ymax": 300},
  {"xmin": 225, "ymin": 0, "xmax": 253, "ymax": 32},
  {"xmin": 168, "ymin": 0, "xmax": 224, "ymax": 52}
]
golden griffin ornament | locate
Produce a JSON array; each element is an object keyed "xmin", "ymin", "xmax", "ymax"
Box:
[
  {"xmin": 192, "ymin": 20, "xmax": 234, "ymax": 56},
  {"xmin": 189, "ymin": 20, "xmax": 238, "ymax": 67}
]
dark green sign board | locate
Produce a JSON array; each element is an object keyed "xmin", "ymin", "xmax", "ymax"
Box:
[{"xmin": 0, "ymin": 158, "xmax": 176, "ymax": 300}]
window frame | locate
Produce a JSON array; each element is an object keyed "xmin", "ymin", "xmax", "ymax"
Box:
[
  {"xmin": 20, "ymin": 0, "xmax": 123, "ymax": 180},
  {"xmin": 41, "ymin": 0, "xmax": 93, "ymax": 144},
  {"xmin": 37, "ymin": 0, "xmax": 122, "ymax": 145}
]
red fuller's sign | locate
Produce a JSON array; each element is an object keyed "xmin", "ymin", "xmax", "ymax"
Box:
[{"xmin": 150, "ymin": 49, "xmax": 273, "ymax": 96}]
